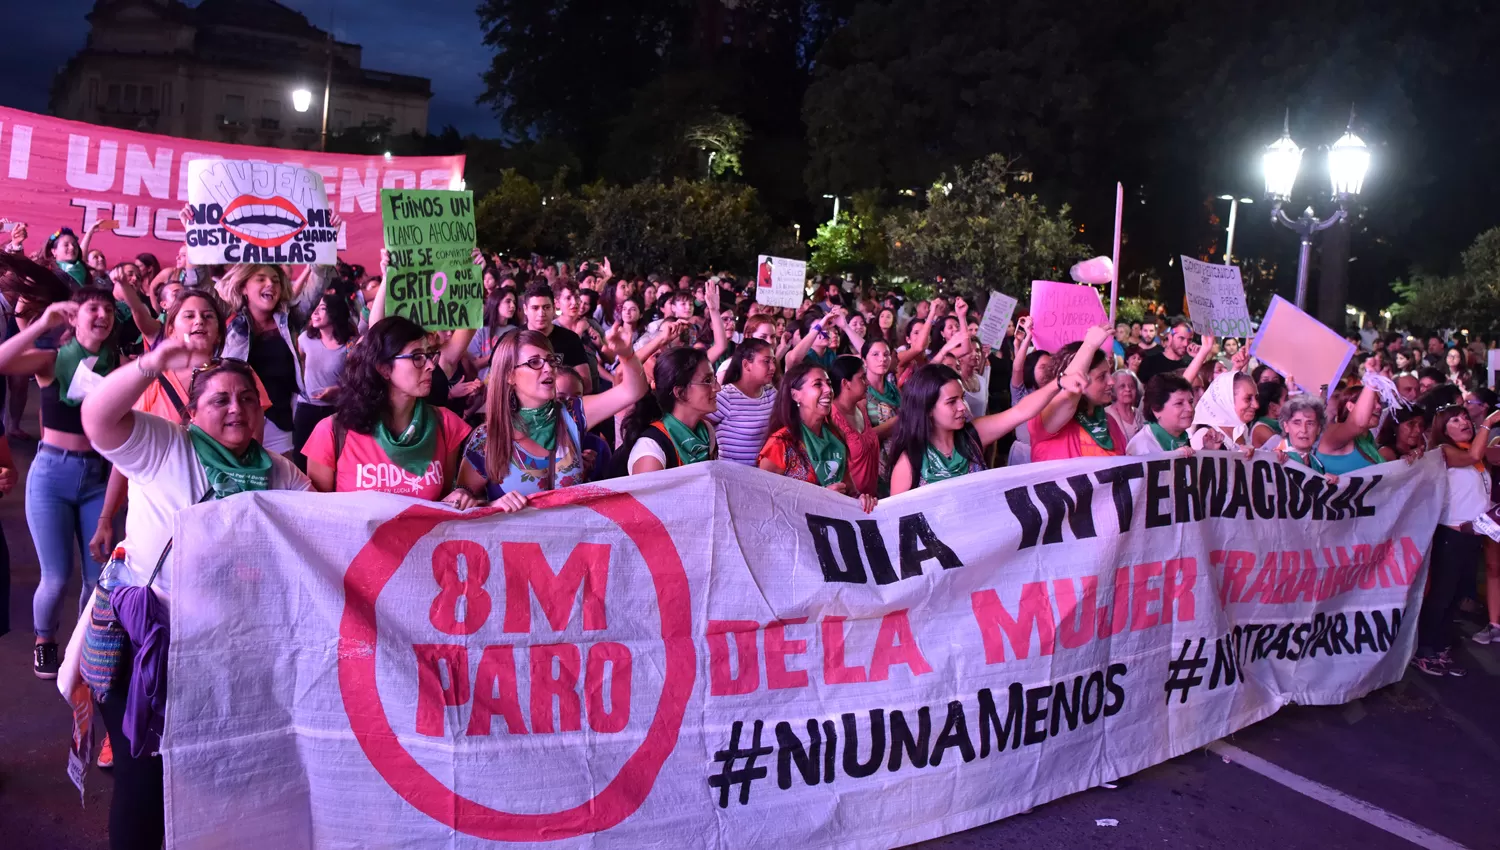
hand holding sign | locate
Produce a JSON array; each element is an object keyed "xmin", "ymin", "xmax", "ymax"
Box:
[{"xmin": 1029, "ymin": 281, "xmax": 1108, "ymax": 353}]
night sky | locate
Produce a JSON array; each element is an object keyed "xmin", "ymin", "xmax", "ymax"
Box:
[{"xmin": 0, "ymin": 0, "xmax": 496, "ymax": 135}]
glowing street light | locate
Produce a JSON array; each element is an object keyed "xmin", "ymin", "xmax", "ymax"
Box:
[
  {"xmin": 291, "ymin": 88, "xmax": 313, "ymax": 113},
  {"xmin": 1262, "ymin": 110, "xmax": 1371, "ymax": 309}
]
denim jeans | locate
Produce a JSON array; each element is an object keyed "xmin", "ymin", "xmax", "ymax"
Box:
[{"xmin": 26, "ymin": 445, "xmax": 113, "ymax": 641}]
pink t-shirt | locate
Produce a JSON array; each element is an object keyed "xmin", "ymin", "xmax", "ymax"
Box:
[{"xmin": 303, "ymin": 407, "xmax": 472, "ymax": 500}]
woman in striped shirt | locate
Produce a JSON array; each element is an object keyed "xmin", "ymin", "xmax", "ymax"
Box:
[{"xmin": 707, "ymin": 338, "xmax": 777, "ymax": 464}]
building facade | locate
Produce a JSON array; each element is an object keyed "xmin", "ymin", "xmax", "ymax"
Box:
[{"xmin": 50, "ymin": 0, "xmax": 431, "ymax": 150}]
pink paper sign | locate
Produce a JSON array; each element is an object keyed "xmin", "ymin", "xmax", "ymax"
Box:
[
  {"xmin": 1029, "ymin": 280, "xmax": 1107, "ymax": 353},
  {"xmin": 1249, "ymin": 296, "xmax": 1356, "ymax": 395}
]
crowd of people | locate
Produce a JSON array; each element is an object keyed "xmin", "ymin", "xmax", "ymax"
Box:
[{"xmin": 0, "ymin": 214, "xmax": 1497, "ymax": 848}]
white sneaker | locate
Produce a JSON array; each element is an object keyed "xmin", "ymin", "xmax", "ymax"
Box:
[{"xmin": 1471, "ymin": 624, "xmax": 1500, "ymax": 645}]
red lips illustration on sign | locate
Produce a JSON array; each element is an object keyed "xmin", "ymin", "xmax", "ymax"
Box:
[{"xmin": 221, "ymin": 195, "xmax": 307, "ymax": 248}]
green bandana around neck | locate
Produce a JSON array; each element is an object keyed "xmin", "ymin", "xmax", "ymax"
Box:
[
  {"xmin": 516, "ymin": 402, "xmax": 560, "ymax": 451},
  {"xmin": 1255, "ymin": 415, "xmax": 1282, "ymax": 435},
  {"xmin": 1148, "ymin": 421, "xmax": 1188, "ymax": 451},
  {"xmin": 57, "ymin": 259, "xmax": 88, "ymax": 286},
  {"xmin": 800, "ymin": 422, "xmax": 846, "ymax": 487},
  {"xmin": 867, "ymin": 373, "xmax": 900, "ymax": 408},
  {"xmin": 661, "ymin": 414, "xmax": 712, "ymax": 465},
  {"xmin": 186, "ymin": 424, "xmax": 272, "ymax": 498},
  {"xmin": 376, "ymin": 400, "xmax": 439, "ymax": 476},
  {"xmin": 1075, "ymin": 405, "xmax": 1115, "ymax": 451},
  {"xmin": 921, "ymin": 441, "xmax": 972, "ymax": 484},
  {"xmin": 54, "ymin": 338, "xmax": 116, "ymax": 407}
]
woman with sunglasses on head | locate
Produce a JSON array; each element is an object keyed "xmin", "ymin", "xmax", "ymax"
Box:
[
  {"xmin": 1410, "ymin": 404, "xmax": 1500, "ymax": 677},
  {"xmin": 888, "ymin": 362, "xmax": 1082, "ymax": 495},
  {"xmin": 216, "ymin": 262, "xmax": 329, "ymax": 454},
  {"xmin": 620, "ymin": 347, "xmax": 719, "ymax": 475},
  {"xmin": 757, "ymin": 361, "xmax": 876, "ymax": 512},
  {"xmin": 457, "ymin": 324, "xmax": 646, "ymax": 511},
  {"xmin": 78, "ymin": 339, "xmax": 310, "ymax": 850},
  {"xmin": 0, "ymin": 281, "xmax": 122, "ymax": 678},
  {"xmin": 303, "ymin": 317, "xmax": 476, "ymax": 506},
  {"xmin": 292, "ymin": 292, "xmax": 358, "ymax": 455}
]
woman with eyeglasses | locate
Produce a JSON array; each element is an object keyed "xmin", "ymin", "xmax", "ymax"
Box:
[
  {"xmin": 217, "ymin": 262, "xmax": 328, "ymax": 454},
  {"xmin": 367, "ymin": 249, "xmax": 481, "ymax": 420},
  {"xmin": 620, "ymin": 347, "xmax": 718, "ymax": 475},
  {"xmin": 78, "ymin": 338, "xmax": 310, "ymax": 850},
  {"xmin": 757, "ymin": 361, "xmax": 876, "ymax": 512},
  {"xmin": 457, "ymin": 325, "xmax": 646, "ymax": 512},
  {"xmin": 304, "ymin": 317, "xmax": 476, "ymax": 506},
  {"xmin": 0, "ymin": 282, "xmax": 121, "ymax": 678}
]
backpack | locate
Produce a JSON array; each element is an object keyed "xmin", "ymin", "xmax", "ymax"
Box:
[{"xmin": 605, "ymin": 422, "xmax": 681, "ymax": 479}]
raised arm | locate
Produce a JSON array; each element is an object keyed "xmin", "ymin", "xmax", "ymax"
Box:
[
  {"xmin": 581, "ymin": 323, "xmax": 649, "ymax": 426},
  {"xmin": 114, "ymin": 272, "xmax": 161, "ymax": 342},
  {"xmin": 1181, "ymin": 334, "xmax": 1217, "ymax": 385},
  {"xmin": 0, "ymin": 301, "xmax": 72, "ymax": 378},
  {"xmin": 1321, "ymin": 384, "xmax": 1378, "ymax": 451},
  {"xmin": 81, "ymin": 337, "xmax": 195, "ymax": 452},
  {"xmin": 783, "ymin": 317, "xmax": 823, "ymax": 370},
  {"xmin": 1035, "ymin": 325, "xmax": 1112, "ymax": 436},
  {"xmin": 896, "ymin": 320, "xmax": 931, "ymax": 367},
  {"xmin": 974, "ymin": 371, "xmax": 1084, "ymax": 446},
  {"xmin": 703, "ymin": 281, "xmax": 729, "ymax": 363},
  {"xmin": 1444, "ymin": 410, "xmax": 1500, "ymax": 468},
  {"xmin": 1010, "ymin": 316, "xmax": 1033, "ymax": 388}
]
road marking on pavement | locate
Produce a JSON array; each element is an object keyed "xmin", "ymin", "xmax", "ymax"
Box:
[{"xmin": 1206, "ymin": 742, "xmax": 1469, "ymax": 850}]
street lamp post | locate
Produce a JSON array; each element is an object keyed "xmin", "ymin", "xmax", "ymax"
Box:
[
  {"xmin": 1216, "ymin": 195, "xmax": 1254, "ymax": 265},
  {"xmin": 1261, "ymin": 112, "xmax": 1371, "ymax": 310},
  {"xmin": 291, "ymin": 33, "xmax": 334, "ymax": 151},
  {"xmin": 822, "ymin": 193, "xmax": 841, "ymax": 224}
]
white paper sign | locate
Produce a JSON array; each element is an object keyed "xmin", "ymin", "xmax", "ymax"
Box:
[
  {"xmin": 65, "ymin": 357, "xmax": 105, "ymax": 402},
  {"xmin": 753, "ymin": 255, "xmax": 807, "ymax": 309},
  {"xmin": 977, "ymin": 291, "xmax": 1018, "ymax": 348},
  {"xmin": 185, "ymin": 159, "xmax": 336, "ymax": 266},
  {"xmin": 1181, "ymin": 257, "xmax": 1252, "ymax": 339}
]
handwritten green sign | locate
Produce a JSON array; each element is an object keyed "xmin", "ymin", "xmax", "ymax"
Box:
[{"xmin": 380, "ymin": 189, "xmax": 479, "ymax": 330}]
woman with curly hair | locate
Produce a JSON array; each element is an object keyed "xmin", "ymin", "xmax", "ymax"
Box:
[
  {"xmin": 302, "ymin": 316, "xmax": 475, "ymax": 506},
  {"xmin": 217, "ymin": 261, "xmax": 328, "ymax": 453}
]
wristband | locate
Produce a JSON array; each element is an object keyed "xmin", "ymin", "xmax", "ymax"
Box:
[
  {"xmin": 1055, "ymin": 376, "xmax": 1064, "ymax": 391},
  {"xmin": 136, "ymin": 358, "xmax": 161, "ymax": 379}
]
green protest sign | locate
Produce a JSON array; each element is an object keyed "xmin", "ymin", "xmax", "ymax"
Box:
[{"xmin": 380, "ymin": 189, "xmax": 479, "ymax": 330}]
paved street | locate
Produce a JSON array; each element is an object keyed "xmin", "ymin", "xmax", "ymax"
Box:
[{"xmin": 0, "ymin": 432, "xmax": 1496, "ymax": 849}]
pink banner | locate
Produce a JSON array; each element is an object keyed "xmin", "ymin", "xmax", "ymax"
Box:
[{"xmin": 0, "ymin": 105, "xmax": 464, "ymax": 274}]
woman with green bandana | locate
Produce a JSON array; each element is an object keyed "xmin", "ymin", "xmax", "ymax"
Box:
[
  {"xmin": 0, "ymin": 286, "xmax": 122, "ymax": 678},
  {"xmin": 887, "ymin": 362, "xmax": 1081, "ymax": 495},
  {"xmin": 621, "ymin": 347, "xmax": 719, "ymax": 475},
  {"xmin": 78, "ymin": 338, "xmax": 310, "ymax": 850},
  {"xmin": 303, "ymin": 317, "xmax": 475, "ymax": 506},
  {"xmin": 458, "ymin": 326, "xmax": 647, "ymax": 512},
  {"xmin": 861, "ymin": 338, "xmax": 902, "ymax": 436},
  {"xmin": 757, "ymin": 361, "xmax": 877, "ymax": 512},
  {"xmin": 43, "ymin": 227, "xmax": 96, "ymax": 288},
  {"xmin": 1126, "ymin": 374, "xmax": 1198, "ymax": 457}
]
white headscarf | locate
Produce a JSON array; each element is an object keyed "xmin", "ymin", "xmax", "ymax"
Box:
[{"xmin": 1190, "ymin": 372, "xmax": 1248, "ymax": 449}]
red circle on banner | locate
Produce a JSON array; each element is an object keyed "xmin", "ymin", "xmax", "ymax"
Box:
[{"xmin": 337, "ymin": 486, "xmax": 696, "ymax": 840}]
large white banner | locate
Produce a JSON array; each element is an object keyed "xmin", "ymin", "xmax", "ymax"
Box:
[{"xmin": 162, "ymin": 452, "xmax": 1443, "ymax": 849}]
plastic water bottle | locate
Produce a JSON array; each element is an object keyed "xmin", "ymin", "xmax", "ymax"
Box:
[{"xmin": 98, "ymin": 546, "xmax": 127, "ymax": 593}]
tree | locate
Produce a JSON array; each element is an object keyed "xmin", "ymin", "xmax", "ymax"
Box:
[
  {"xmin": 807, "ymin": 195, "xmax": 887, "ymax": 279},
  {"xmin": 883, "ymin": 155, "xmax": 1087, "ymax": 302},
  {"xmin": 1392, "ymin": 227, "xmax": 1500, "ymax": 333},
  {"xmin": 474, "ymin": 170, "xmax": 584, "ymax": 259},
  {"xmin": 579, "ymin": 180, "xmax": 771, "ymax": 276}
]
